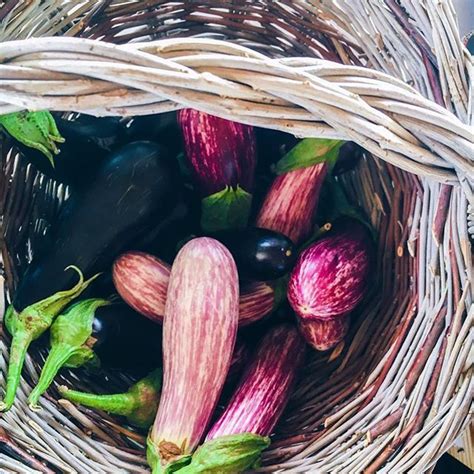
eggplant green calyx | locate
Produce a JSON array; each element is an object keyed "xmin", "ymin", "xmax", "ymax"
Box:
[
  {"xmin": 147, "ymin": 437, "xmax": 192, "ymax": 474},
  {"xmin": 178, "ymin": 433, "xmax": 271, "ymax": 473},
  {"xmin": 275, "ymin": 138, "xmax": 344, "ymax": 175},
  {"xmin": 201, "ymin": 185, "xmax": 252, "ymax": 232},
  {"xmin": 28, "ymin": 298, "xmax": 110, "ymax": 409},
  {"xmin": 59, "ymin": 368, "xmax": 162, "ymax": 428},
  {"xmin": 1, "ymin": 267, "xmax": 100, "ymax": 412},
  {"xmin": 0, "ymin": 111, "xmax": 64, "ymax": 166}
]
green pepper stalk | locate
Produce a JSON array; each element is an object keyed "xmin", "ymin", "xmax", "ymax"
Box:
[
  {"xmin": 58, "ymin": 368, "xmax": 162, "ymax": 428},
  {"xmin": 1, "ymin": 267, "xmax": 99, "ymax": 412},
  {"xmin": 0, "ymin": 110, "xmax": 64, "ymax": 166},
  {"xmin": 28, "ymin": 298, "xmax": 110, "ymax": 410}
]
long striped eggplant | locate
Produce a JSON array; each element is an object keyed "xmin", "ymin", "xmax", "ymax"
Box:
[
  {"xmin": 112, "ymin": 251, "xmax": 276, "ymax": 326},
  {"xmin": 178, "ymin": 109, "xmax": 257, "ymax": 232},
  {"xmin": 256, "ymin": 163, "xmax": 327, "ymax": 245},
  {"xmin": 147, "ymin": 238, "xmax": 239, "ymax": 473},
  {"xmin": 298, "ymin": 314, "xmax": 350, "ymax": 351},
  {"xmin": 178, "ymin": 109, "xmax": 256, "ymax": 195},
  {"xmin": 288, "ymin": 219, "xmax": 372, "ymax": 321},
  {"xmin": 178, "ymin": 324, "xmax": 306, "ymax": 473}
]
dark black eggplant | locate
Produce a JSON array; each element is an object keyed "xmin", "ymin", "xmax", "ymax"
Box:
[
  {"xmin": 211, "ymin": 228, "xmax": 296, "ymax": 281},
  {"xmin": 135, "ymin": 186, "xmax": 201, "ymax": 263},
  {"xmin": 18, "ymin": 115, "xmax": 126, "ymax": 187},
  {"xmin": 15, "ymin": 140, "xmax": 179, "ymax": 310},
  {"xmin": 28, "ymin": 300, "xmax": 162, "ymax": 409},
  {"xmin": 93, "ymin": 303, "xmax": 162, "ymax": 370},
  {"xmin": 2, "ymin": 141, "xmax": 179, "ymax": 411}
]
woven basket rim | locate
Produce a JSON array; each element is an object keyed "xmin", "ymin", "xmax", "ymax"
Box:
[{"xmin": 0, "ymin": 1, "xmax": 472, "ymax": 473}]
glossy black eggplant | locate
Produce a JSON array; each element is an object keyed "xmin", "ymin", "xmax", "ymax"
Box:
[
  {"xmin": 2, "ymin": 141, "xmax": 179, "ymax": 411},
  {"xmin": 14, "ymin": 140, "xmax": 180, "ymax": 311},
  {"xmin": 211, "ymin": 228, "xmax": 296, "ymax": 281},
  {"xmin": 28, "ymin": 300, "xmax": 162, "ymax": 409},
  {"xmin": 135, "ymin": 186, "xmax": 201, "ymax": 263},
  {"xmin": 18, "ymin": 115, "xmax": 126, "ymax": 187},
  {"xmin": 93, "ymin": 303, "xmax": 162, "ymax": 370}
]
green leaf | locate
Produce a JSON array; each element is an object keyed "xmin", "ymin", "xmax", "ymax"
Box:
[
  {"xmin": 0, "ymin": 111, "xmax": 64, "ymax": 166},
  {"xmin": 201, "ymin": 186, "xmax": 252, "ymax": 233},
  {"xmin": 178, "ymin": 433, "xmax": 270, "ymax": 474},
  {"xmin": 275, "ymin": 138, "xmax": 344, "ymax": 175}
]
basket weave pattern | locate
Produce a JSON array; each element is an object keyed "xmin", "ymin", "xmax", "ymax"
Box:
[{"xmin": 0, "ymin": 1, "xmax": 472, "ymax": 473}]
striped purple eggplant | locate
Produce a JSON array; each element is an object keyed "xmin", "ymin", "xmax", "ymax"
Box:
[
  {"xmin": 288, "ymin": 219, "xmax": 372, "ymax": 320},
  {"xmin": 298, "ymin": 314, "xmax": 350, "ymax": 351},
  {"xmin": 238, "ymin": 281, "xmax": 275, "ymax": 326},
  {"xmin": 178, "ymin": 323, "xmax": 305, "ymax": 473},
  {"xmin": 113, "ymin": 251, "xmax": 168, "ymax": 322},
  {"xmin": 256, "ymin": 163, "xmax": 327, "ymax": 245},
  {"xmin": 178, "ymin": 109, "xmax": 256, "ymax": 196},
  {"xmin": 178, "ymin": 109, "xmax": 257, "ymax": 232},
  {"xmin": 207, "ymin": 323, "xmax": 305, "ymax": 439},
  {"xmin": 147, "ymin": 238, "xmax": 239, "ymax": 473},
  {"xmin": 113, "ymin": 251, "xmax": 275, "ymax": 326}
]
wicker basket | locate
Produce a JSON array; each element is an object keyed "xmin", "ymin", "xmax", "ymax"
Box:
[{"xmin": 0, "ymin": 1, "xmax": 472, "ymax": 473}]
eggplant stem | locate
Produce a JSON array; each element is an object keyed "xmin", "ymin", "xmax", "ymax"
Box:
[
  {"xmin": 59, "ymin": 387, "xmax": 135, "ymax": 416},
  {"xmin": 0, "ymin": 331, "xmax": 33, "ymax": 411},
  {"xmin": 1, "ymin": 269, "xmax": 101, "ymax": 411},
  {"xmin": 33, "ymin": 266, "xmax": 101, "ymax": 317},
  {"xmin": 59, "ymin": 368, "xmax": 162, "ymax": 428},
  {"xmin": 28, "ymin": 344, "xmax": 78, "ymax": 409}
]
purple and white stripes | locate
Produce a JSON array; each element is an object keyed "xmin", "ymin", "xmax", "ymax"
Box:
[
  {"xmin": 256, "ymin": 163, "xmax": 327, "ymax": 245},
  {"xmin": 206, "ymin": 323, "xmax": 306, "ymax": 440},
  {"xmin": 150, "ymin": 237, "xmax": 239, "ymax": 461},
  {"xmin": 113, "ymin": 251, "xmax": 275, "ymax": 325},
  {"xmin": 178, "ymin": 109, "xmax": 257, "ymax": 196}
]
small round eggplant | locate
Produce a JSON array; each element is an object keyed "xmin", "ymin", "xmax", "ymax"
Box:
[
  {"xmin": 211, "ymin": 228, "xmax": 296, "ymax": 281},
  {"xmin": 288, "ymin": 219, "xmax": 373, "ymax": 320}
]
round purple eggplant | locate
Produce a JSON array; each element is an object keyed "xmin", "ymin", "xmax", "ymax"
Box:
[{"xmin": 288, "ymin": 219, "xmax": 372, "ymax": 320}]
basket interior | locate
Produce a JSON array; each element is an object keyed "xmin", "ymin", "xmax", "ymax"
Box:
[{"xmin": 0, "ymin": 1, "xmax": 471, "ymax": 473}]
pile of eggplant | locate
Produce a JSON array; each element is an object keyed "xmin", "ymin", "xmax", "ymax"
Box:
[{"xmin": 0, "ymin": 109, "xmax": 373, "ymax": 473}]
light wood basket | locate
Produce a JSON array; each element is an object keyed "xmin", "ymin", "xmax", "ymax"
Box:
[{"xmin": 0, "ymin": 1, "xmax": 472, "ymax": 473}]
